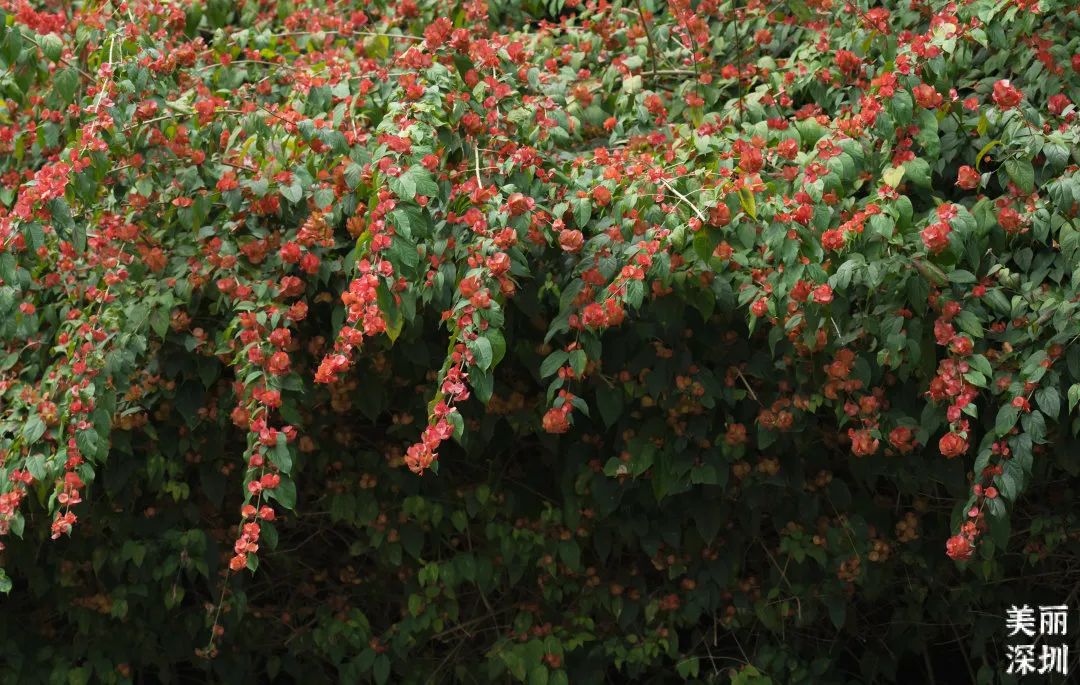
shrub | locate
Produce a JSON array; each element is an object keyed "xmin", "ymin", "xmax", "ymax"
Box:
[{"xmin": 1, "ymin": 0, "xmax": 1079, "ymax": 682}]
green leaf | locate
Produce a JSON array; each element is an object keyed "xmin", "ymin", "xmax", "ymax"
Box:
[
  {"xmin": 882, "ymin": 166, "xmax": 905, "ymax": 188},
  {"xmin": 998, "ymin": 460, "xmax": 1023, "ymax": 501},
  {"xmin": 54, "ymin": 67, "xmax": 79, "ymax": 104},
  {"xmin": 995, "ymin": 404, "xmax": 1019, "ymax": 436},
  {"xmin": 313, "ymin": 187, "xmax": 335, "ymax": 209},
  {"xmin": 373, "ymin": 655, "xmax": 390, "ymax": 685},
  {"xmin": 528, "ymin": 666, "xmax": 549, "ymax": 685},
  {"xmin": 25, "ymin": 454, "xmax": 47, "ymax": 481},
  {"xmin": 389, "ymin": 172, "xmax": 416, "ymax": 201},
  {"xmin": 1035, "ymin": 387, "xmax": 1060, "ymax": 419},
  {"xmin": 1004, "ymin": 158, "xmax": 1035, "ymax": 193},
  {"xmin": 75, "ymin": 428, "xmax": 102, "ymax": 461},
  {"xmin": 947, "ymin": 269, "xmax": 976, "ymax": 284},
  {"xmin": 406, "ymin": 165, "xmax": 439, "ymax": 197},
  {"xmin": 595, "ymin": 383, "xmax": 623, "ymax": 427},
  {"xmin": 280, "ymin": 183, "xmax": 303, "ymax": 204},
  {"xmin": 471, "ymin": 336, "xmax": 493, "ymax": 371},
  {"xmin": 23, "ymin": 415, "xmax": 46, "ymax": 443},
  {"xmin": 904, "ymin": 157, "xmax": 931, "ymax": 188},
  {"xmin": 400, "ymin": 525, "xmax": 424, "ymax": 559},
  {"xmin": 0, "ymin": 25, "xmax": 22, "ymax": 67},
  {"xmin": 486, "ymin": 329, "xmax": 506, "ymax": 367},
  {"xmin": 558, "ymin": 540, "xmax": 580, "ymax": 570},
  {"xmin": 271, "ymin": 477, "xmax": 297, "ymax": 509},
  {"xmin": 969, "ymin": 354, "xmax": 993, "ymax": 379},
  {"xmin": 41, "ymin": 33, "xmax": 63, "ymax": 62},
  {"xmin": 540, "ymin": 350, "xmax": 568, "ymax": 378},
  {"xmin": 826, "ymin": 594, "xmax": 847, "ymax": 630},
  {"xmin": 387, "ymin": 236, "xmax": 418, "ymax": 270},
  {"xmin": 344, "ymin": 163, "xmax": 362, "ymax": 189},
  {"xmin": 447, "ymin": 409, "xmax": 464, "ymax": 441},
  {"xmin": 470, "ymin": 368, "xmax": 493, "ymax": 404},
  {"xmin": 891, "ymin": 90, "xmax": 913, "ymax": 125},
  {"xmin": 1068, "ymin": 383, "xmax": 1080, "ymax": 413},
  {"xmin": 738, "ymin": 187, "xmax": 756, "ymax": 220},
  {"xmin": 573, "ymin": 198, "xmax": 591, "ymax": 228},
  {"xmin": 568, "ymin": 349, "xmax": 586, "ymax": 376},
  {"xmin": 270, "ymin": 433, "xmax": 293, "ymax": 474}
]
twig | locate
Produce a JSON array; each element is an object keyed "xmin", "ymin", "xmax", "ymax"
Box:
[
  {"xmin": 632, "ymin": 0, "xmax": 659, "ymax": 83},
  {"xmin": 474, "ymin": 145, "xmax": 483, "ymax": 189},
  {"xmin": 733, "ymin": 367, "xmax": 761, "ymax": 404},
  {"xmin": 760, "ymin": 540, "xmax": 803, "ymax": 624},
  {"xmin": 659, "ymin": 178, "xmax": 705, "ymax": 222}
]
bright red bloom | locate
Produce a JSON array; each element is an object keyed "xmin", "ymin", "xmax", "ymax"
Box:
[
  {"xmin": 591, "ymin": 186, "xmax": 612, "ymax": 207},
  {"xmin": 945, "ymin": 534, "xmax": 974, "ymax": 561},
  {"xmin": 998, "ymin": 206, "xmax": 1023, "ymax": 233},
  {"xmin": 991, "ymin": 80, "xmax": 1022, "ymax": 109},
  {"xmin": 812, "ymin": 284, "xmax": 833, "ymax": 304},
  {"xmin": 558, "ymin": 229, "xmax": 584, "ymax": 253},
  {"xmin": 920, "ymin": 222, "xmax": 951, "ymax": 254},
  {"xmin": 913, "ymin": 84, "xmax": 942, "ymax": 109},
  {"xmin": 750, "ymin": 298, "xmax": 769, "ymax": 317},
  {"xmin": 542, "ymin": 407, "xmax": 570, "ymax": 433},
  {"xmin": 938, "ymin": 432, "xmax": 967, "ymax": 458},
  {"xmin": 888, "ymin": 426, "xmax": 914, "ymax": 454},
  {"xmin": 955, "ymin": 165, "xmax": 980, "ymax": 190}
]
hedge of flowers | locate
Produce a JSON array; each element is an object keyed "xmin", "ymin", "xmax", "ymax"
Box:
[{"xmin": 1, "ymin": 0, "xmax": 1080, "ymax": 682}]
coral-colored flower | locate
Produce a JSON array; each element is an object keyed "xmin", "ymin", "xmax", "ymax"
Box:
[
  {"xmin": 812, "ymin": 284, "xmax": 833, "ymax": 304},
  {"xmin": 945, "ymin": 534, "xmax": 974, "ymax": 560},
  {"xmin": 992, "ymin": 79, "xmax": 1022, "ymax": 109},
  {"xmin": 955, "ymin": 165, "xmax": 980, "ymax": 190},
  {"xmin": 558, "ymin": 229, "xmax": 584, "ymax": 253},
  {"xmin": 938, "ymin": 432, "xmax": 968, "ymax": 458}
]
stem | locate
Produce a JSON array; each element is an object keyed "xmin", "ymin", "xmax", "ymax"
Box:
[
  {"xmin": 659, "ymin": 177, "xmax": 705, "ymax": 222},
  {"xmin": 633, "ymin": 0, "xmax": 660, "ymax": 83}
]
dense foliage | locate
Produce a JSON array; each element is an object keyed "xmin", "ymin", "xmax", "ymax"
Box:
[{"xmin": 2, "ymin": 0, "xmax": 1080, "ymax": 682}]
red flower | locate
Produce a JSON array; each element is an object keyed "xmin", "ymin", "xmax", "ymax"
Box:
[
  {"xmin": 558, "ymin": 229, "xmax": 584, "ymax": 253},
  {"xmin": 776, "ymin": 138, "xmax": 799, "ymax": 160},
  {"xmin": 848, "ymin": 428, "xmax": 880, "ymax": 457},
  {"xmin": 708, "ymin": 203, "xmax": 731, "ymax": 227},
  {"xmin": 268, "ymin": 328, "xmax": 291, "ymax": 348},
  {"xmin": 888, "ymin": 426, "xmax": 914, "ymax": 454},
  {"xmin": 949, "ymin": 336, "xmax": 973, "ymax": 356},
  {"xmin": 998, "ymin": 206, "xmax": 1023, "ymax": 233},
  {"xmin": 812, "ymin": 284, "xmax": 833, "ymax": 304},
  {"xmin": 790, "ymin": 280, "xmax": 811, "ymax": 302},
  {"xmin": 542, "ymin": 407, "xmax": 570, "ymax": 433},
  {"xmin": 834, "ymin": 49, "xmax": 861, "ymax": 74},
  {"xmin": 1048, "ymin": 94, "xmax": 1071, "ymax": 117},
  {"xmin": 938, "ymin": 431, "xmax": 968, "ymax": 458},
  {"xmin": 738, "ymin": 145, "xmax": 763, "ymax": 173},
  {"xmin": 955, "ymin": 165, "xmax": 980, "ymax": 190},
  {"xmin": 267, "ymin": 351, "xmax": 291, "ymax": 376},
  {"xmin": 920, "ymin": 222, "xmax": 951, "ymax": 254},
  {"xmin": 582, "ymin": 303, "xmax": 606, "ymax": 328},
  {"xmin": 913, "ymin": 84, "xmax": 942, "ymax": 109},
  {"xmin": 821, "ymin": 229, "xmax": 845, "ymax": 251},
  {"xmin": 506, "ymin": 192, "xmax": 533, "ymax": 216},
  {"xmin": 591, "ymin": 185, "xmax": 612, "ymax": 207},
  {"xmin": 945, "ymin": 534, "xmax": 974, "ymax": 561},
  {"xmin": 750, "ymin": 298, "xmax": 769, "ymax": 317},
  {"xmin": 991, "ymin": 79, "xmax": 1022, "ymax": 109}
]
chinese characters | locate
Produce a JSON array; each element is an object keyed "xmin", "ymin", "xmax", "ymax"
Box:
[{"xmin": 1005, "ymin": 605, "xmax": 1069, "ymax": 677}]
